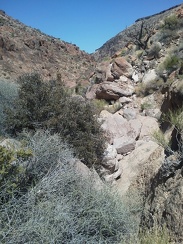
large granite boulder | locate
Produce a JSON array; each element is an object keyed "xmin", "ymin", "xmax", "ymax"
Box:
[
  {"xmin": 138, "ymin": 115, "xmax": 160, "ymax": 141},
  {"xmin": 100, "ymin": 112, "xmax": 142, "ymax": 153},
  {"xmin": 116, "ymin": 140, "xmax": 165, "ymax": 196},
  {"xmin": 101, "ymin": 113, "xmax": 142, "ymax": 144},
  {"xmin": 96, "ymin": 81, "xmax": 134, "ymax": 100},
  {"xmin": 111, "ymin": 57, "xmax": 133, "ymax": 79}
]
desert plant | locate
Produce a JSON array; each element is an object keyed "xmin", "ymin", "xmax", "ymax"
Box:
[
  {"xmin": 21, "ymin": 129, "xmax": 73, "ymax": 181},
  {"xmin": 55, "ymin": 97, "xmax": 106, "ymax": 168},
  {"xmin": 138, "ymin": 226, "xmax": 170, "ymax": 244},
  {"xmin": 147, "ymin": 42, "xmax": 161, "ymax": 59},
  {"xmin": 135, "ymin": 78, "xmax": 164, "ymax": 97},
  {"xmin": 0, "ymin": 130, "xmax": 73, "ymax": 205},
  {"xmin": 162, "ymin": 14, "xmax": 179, "ymax": 30},
  {"xmin": 0, "ymin": 144, "xmax": 32, "ymax": 203},
  {"xmin": 163, "ymin": 107, "xmax": 183, "ymax": 134},
  {"xmin": 0, "ymin": 80, "xmax": 18, "ymax": 134},
  {"xmin": 140, "ymin": 102, "xmax": 152, "ymax": 111},
  {"xmin": 157, "ymin": 55, "xmax": 181, "ymax": 77},
  {"xmin": 5, "ymin": 73, "xmax": 106, "ymax": 168},
  {"xmin": 0, "ymin": 161, "xmax": 140, "ymax": 243},
  {"xmin": 157, "ymin": 29, "xmax": 179, "ymax": 45},
  {"xmin": 157, "ymin": 14, "xmax": 183, "ymax": 45},
  {"xmin": 153, "ymin": 106, "xmax": 183, "ymax": 157},
  {"xmin": 4, "ymin": 73, "xmax": 69, "ymax": 133},
  {"xmin": 0, "ymin": 17, "xmax": 6, "ymax": 26},
  {"xmin": 92, "ymin": 99, "xmax": 109, "ymax": 114},
  {"xmin": 152, "ymin": 130, "xmax": 171, "ymax": 153},
  {"xmin": 126, "ymin": 20, "xmax": 155, "ymax": 50},
  {"xmin": 163, "ymin": 55, "xmax": 181, "ymax": 74}
]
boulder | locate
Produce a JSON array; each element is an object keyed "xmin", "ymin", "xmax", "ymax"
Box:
[
  {"xmin": 105, "ymin": 63, "xmax": 114, "ymax": 81},
  {"xmin": 138, "ymin": 115, "xmax": 159, "ymax": 140},
  {"xmin": 132, "ymin": 71, "xmax": 139, "ymax": 82},
  {"xmin": 75, "ymin": 160, "xmax": 103, "ymax": 190},
  {"xmin": 101, "ymin": 113, "xmax": 142, "ymax": 144},
  {"xmin": 85, "ymin": 84, "xmax": 98, "ymax": 99},
  {"xmin": 118, "ymin": 75, "xmax": 128, "ymax": 82},
  {"xmin": 104, "ymin": 101, "xmax": 122, "ymax": 114},
  {"xmin": 119, "ymin": 97, "xmax": 132, "ymax": 104},
  {"xmin": 111, "ymin": 57, "xmax": 133, "ymax": 79},
  {"xmin": 113, "ymin": 137, "xmax": 136, "ymax": 154},
  {"xmin": 123, "ymin": 108, "xmax": 137, "ymax": 120},
  {"xmin": 103, "ymin": 144, "xmax": 117, "ymax": 162},
  {"xmin": 101, "ymin": 113, "xmax": 131, "ymax": 143},
  {"xmin": 101, "ymin": 144, "xmax": 122, "ymax": 181},
  {"xmin": 103, "ymin": 167, "xmax": 122, "ymax": 182},
  {"xmin": 115, "ymin": 140, "xmax": 165, "ymax": 196},
  {"xmin": 96, "ymin": 81, "xmax": 134, "ymax": 100},
  {"xmin": 92, "ymin": 61, "xmax": 114, "ymax": 83},
  {"xmin": 128, "ymin": 119, "xmax": 142, "ymax": 139},
  {"xmin": 144, "ymin": 108, "xmax": 161, "ymax": 119}
]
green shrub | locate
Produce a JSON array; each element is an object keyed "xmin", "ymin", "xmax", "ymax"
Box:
[
  {"xmin": 158, "ymin": 29, "xmax": 179, "ymax": 45},
  {"xmin": 135, "ymin": 78, "xmax": 164, "ymax": 97},
  {"xmin": 92, "ymin": 99, "xmax": 109, "ymax": 114},
  {"xmin": 5, "ymin": 73, "xmax": 106, "ymax": 168},
  {"xmin": 137, "ymin": 226, "xmax": 170, "ymax": 244},
  {"xmin": 162, "ymin": 14, "xmax": 179, "ymax": 30},
  {"xmin": 140, "ymin": 102, "xmax": 152, "ymax": 111},
  {"xmin": 163, "ymin": 107, "xmax": 183, "ymax": 134},
  {"xmin": 157, "ymin": 14, "xmax": 183, "ymax": 45},
  {"xmin": 0, "ymin": 17, "xmax": 6, "ymax": 26},
  {"xmin": 0, "ymin": 80, "xmax": 18, "ymax": 134},
  {"xmin": 163, "ymin": 55, "xmax": 180, "ymax": 73},
  {"xmin": 0, "ymin": 145, "xmax": 32, "ymax": 202},
  {"xmin": 147, "ymin": 42, "xmax": 161, "ymax": 59},
  {"xmin": 56, "ymin": 97, "xmax": 106, "ymax": 168},
  {"xmin": 157, "ymin": 55, "xmax": 181, "ymax": 76},
  {"xmin": 152, "ymin": 130, "xmax": 170, "ymax": 151}
]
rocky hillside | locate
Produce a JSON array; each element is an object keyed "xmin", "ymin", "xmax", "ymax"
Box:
[
  {"xmin": 86, "ymin": 4, "xmax": 183, "ymax": 242},
  {"xmin": 1, "ymin": 3, "xmax": 183, "ymax": 243},
  {"xmin": 0, "ymin": 10, "xmax": 96, "ymax": 87},
  {"xmin": 93, "ymin": 4, "xmax": 182, "ymax": 61}
]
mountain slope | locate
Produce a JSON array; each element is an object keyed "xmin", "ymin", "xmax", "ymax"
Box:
[
  {"xmin": 93, "ymin": 4, "xmax": 182, "ymax": 61},
  {"xmin": 0, "ymin": 10, "xmax": 96, "ymax": 87}
]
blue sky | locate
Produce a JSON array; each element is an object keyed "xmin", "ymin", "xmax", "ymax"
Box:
[{"xmin": 1, "ymin": 0, "xmax": 183, "ymax": 53}]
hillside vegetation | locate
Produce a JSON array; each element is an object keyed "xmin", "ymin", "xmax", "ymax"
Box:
[{"xmin": 1, "ymin": 4, "xmax": 183, "ymax": 243}]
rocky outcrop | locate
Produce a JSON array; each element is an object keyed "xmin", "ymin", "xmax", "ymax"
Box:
[
  {"xmin": 93, "ymin": 4, "xmax": 182, "ymax": 61},
  {"xmin": 0, "ymin": 11, "xmax": 96, "ymax": 87},
  {"xmin": 100, "ymin": 111, "xmax": 141, "ymax": 144},
  {"xmin": 141, "ymin": 158, "xmax": 183, "ymax": 243},
  {"xmin": 96, "ymin": 81, "xmax": 134, "ymax": 100},
  {"xmin": 116, "ymin": 141, "xmax": 165, "ymax": 196},
  {"xmin": 111, "ymin": 57, "xmax": 133, "ymax": 79},
  {"xmin": 101, "ymin": 144, "xmax": 122, "ymax": 182}
]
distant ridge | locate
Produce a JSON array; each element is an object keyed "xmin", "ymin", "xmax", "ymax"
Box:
[
  {"xmin": 93, "ymin": 3, "xmax": 182, "ymax": 60},
  {"xmin": 135, "ymin": 4, "xmax": 181, "ymax": 22}
]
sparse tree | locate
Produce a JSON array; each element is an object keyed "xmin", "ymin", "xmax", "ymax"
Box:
[{"xmin": 126, "ymin": 20, "xmax": 155, "ymax": 50}]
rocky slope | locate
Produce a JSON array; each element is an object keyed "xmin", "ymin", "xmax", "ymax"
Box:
[
  {"xmin": 1, "ymin": 3, "xmax": 183, "ymax": 242},
  {"xmin": 0, "ymin": 10, "xmax": 96, "ymax": 87},
  {"xmin": 93, "ymin": 4, "xmax": 182, "ymax": 61},
  {"xmin": 86, "ymin": 4, "xmax": 183, "ymax": 242}
]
